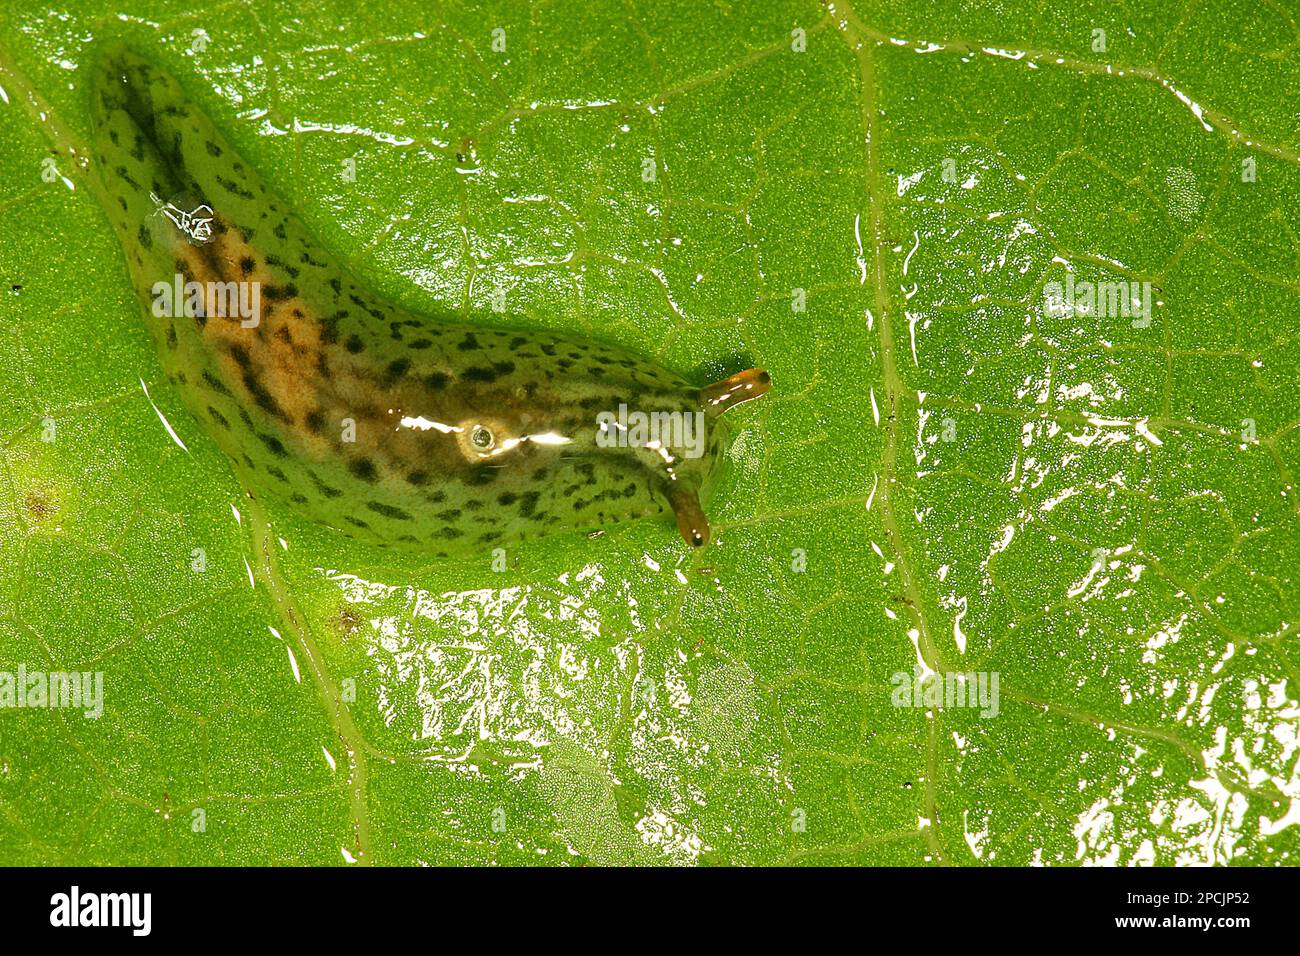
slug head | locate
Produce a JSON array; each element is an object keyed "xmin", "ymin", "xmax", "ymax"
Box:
[
  {"xmin": 414, "ymin": 365, "xmax": 770, "ymax": 550},
  {"xmin": 604, "ymin": 367, "xmax": 769, "ymax": 547}
]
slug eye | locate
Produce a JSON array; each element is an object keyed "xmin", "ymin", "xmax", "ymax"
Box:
[{"xmin": 469, "ymin": 424, "xmax": 495, "ymax": 450}]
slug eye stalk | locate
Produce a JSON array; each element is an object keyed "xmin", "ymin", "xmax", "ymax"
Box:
[{"xmin": 700, "ymin": 368, "xmax": 771, "ymax": 417}]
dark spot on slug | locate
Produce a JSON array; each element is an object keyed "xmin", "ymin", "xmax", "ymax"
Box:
[
  {"xmin": 215, "ymin": 175, "xmax": 253, "ymax": 199},
  {"xmin": 349, "ymin": 457, "xmax": 378, "ymax": 482},
  {"xmin": 239, "ymin": 367, "xmax": 290, "ymax": 422},
  {"xmin": 320, "ymin": 313, "xmax": 343, "ymax": 345},
  {"xmin": 367, "ymin": 501, "xmax": 411, "ymax": 521},
  {"xmin": 310, "ymin": 472, "xmax": 343, "ymax": 498},
  {"xmin": 204, "ymin": 369, "xmax": 232, "ymax": 395},
  {"xmin": 264, "ymin": 254, "xmax": 300, "ymax": 278},
  {"xmin": 263, "ymin": 283, "xmax": 298, "ymax": 301},
  {"xmin": 257, "ymin": 431, "xmax": 289, "ymax": 457}
]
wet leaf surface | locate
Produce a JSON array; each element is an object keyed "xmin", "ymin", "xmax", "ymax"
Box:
[{"xmin": 0, "ymin": 0, "xmax": 1296, "ymax": 864}]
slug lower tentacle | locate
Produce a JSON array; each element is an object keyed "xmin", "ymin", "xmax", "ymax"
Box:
[{"xmin": 89, "ymin": 46, "xmax": 768, "ymax": 555}]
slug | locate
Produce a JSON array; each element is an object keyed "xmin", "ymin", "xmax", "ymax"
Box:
[{"xmin": 89, "ymin": 47, "xmax": 769, "ymax": 555}]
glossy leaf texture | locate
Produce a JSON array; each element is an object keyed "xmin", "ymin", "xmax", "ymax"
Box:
[{"xmin": 0, "ymin": 0, "xmax": 1297, "ymax": 864}]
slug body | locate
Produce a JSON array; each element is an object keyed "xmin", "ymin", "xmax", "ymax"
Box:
[{"xmin": 90, "ymin": 48, "xmax": 768, "ymax": 554}]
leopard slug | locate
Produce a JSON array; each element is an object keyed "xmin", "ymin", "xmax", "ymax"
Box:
[{"xmin": 90, "ymin": 46, "xmax": 769, "ymax": 555}]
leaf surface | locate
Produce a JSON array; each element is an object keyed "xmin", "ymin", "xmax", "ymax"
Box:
[{"xmin": 0, "ymin": 0, "xmax": 1297, "ymax": 865}]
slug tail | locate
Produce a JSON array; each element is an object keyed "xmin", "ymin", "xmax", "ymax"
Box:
[{"xmin": 700, "ymin": 368, "xmax": 771, "ymax": 418}]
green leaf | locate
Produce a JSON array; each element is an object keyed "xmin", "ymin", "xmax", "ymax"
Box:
[{"xmin": 0, "ymin": 0, "xmax": 1297, "ymax": 865}]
